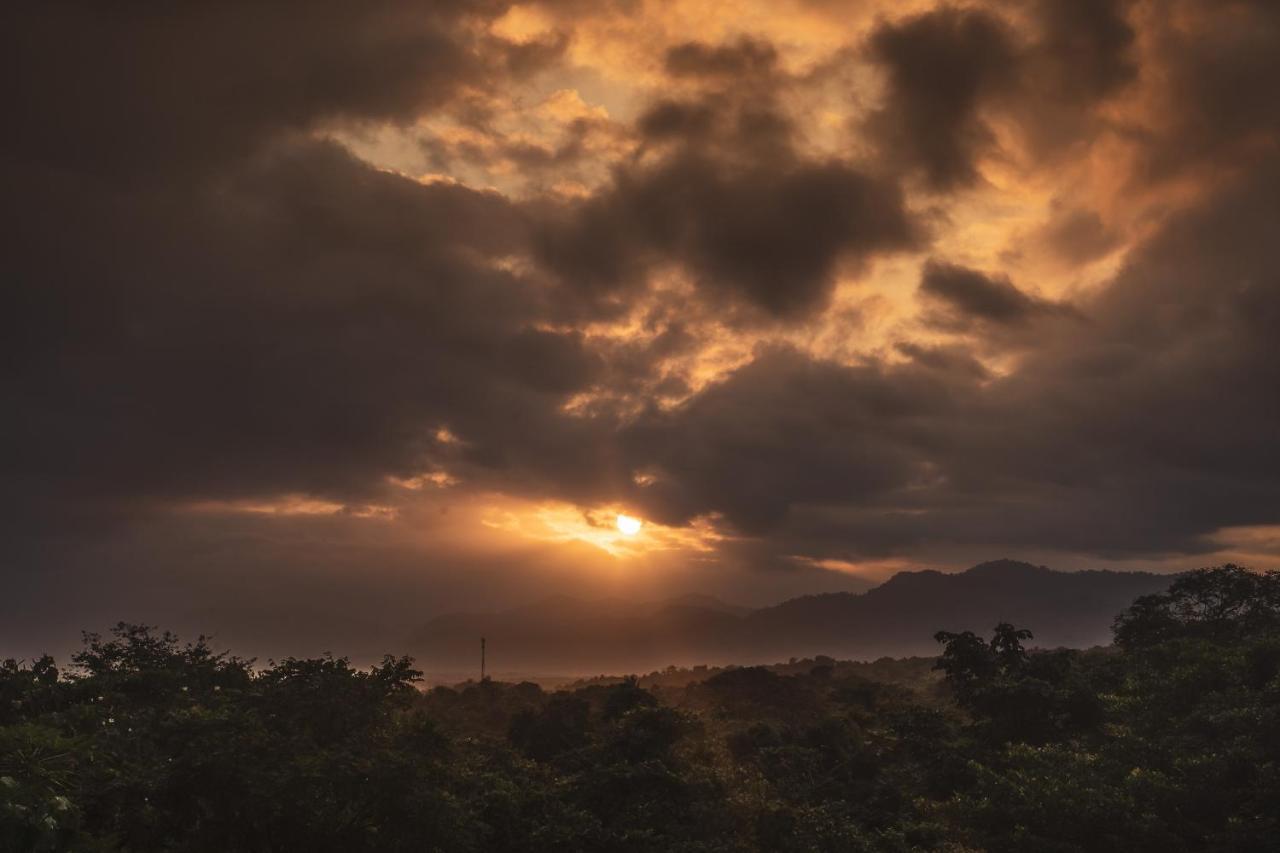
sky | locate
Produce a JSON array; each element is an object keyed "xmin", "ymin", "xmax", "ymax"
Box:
[{"xmin": 4, "ymin": 0, "xmax": 1280, "ymax": 659}]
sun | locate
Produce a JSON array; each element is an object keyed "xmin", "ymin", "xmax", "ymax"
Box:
[{"xmin": 616, "ymin": 514, "xmax": 643, "ymax": 536}]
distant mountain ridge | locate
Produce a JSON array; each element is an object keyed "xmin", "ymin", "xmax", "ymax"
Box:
[{"xmin": 408, "ymin": 560, "xmax": 1174, "ymax": 676}]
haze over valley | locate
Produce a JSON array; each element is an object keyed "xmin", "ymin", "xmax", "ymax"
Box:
[{"xmin": 411, "ymin": 560, "xmax": 1173, "ymax": 678}]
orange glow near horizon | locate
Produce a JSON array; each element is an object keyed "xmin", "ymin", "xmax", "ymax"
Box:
[
  {"xmin": 182, "ymin": 495, "xmax": 397, "ymax": 519},
  {"xmin": 481, "ymin": 500, "xmax": 723, "ymax": 558}
]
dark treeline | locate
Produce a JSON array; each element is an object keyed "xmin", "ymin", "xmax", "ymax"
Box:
[{"xmin": 3, "ymin": 566, "xmax": 1278, "ymax": 852}]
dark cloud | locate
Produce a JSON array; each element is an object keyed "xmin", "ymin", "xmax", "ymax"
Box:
[
  {"xmin": 541, "ymin": 50, "xmax": 919, "ymax": 319},
  {"xmin": 637, "ymin": 100, "xmax": 719, "ymax": 141},
  {"xmin": 918, "ymin": 259, "xmax": 1070, "ymax": 326},
  {"xmin": 895, "ymin": 342, "xmax": 992, "ymax": 380},
  {"xmin": 1137, "ymin": 0, "xmax": 1280, "ymax": 184},
  {"xmin": 0, "ymin": 0, "xmax": 554, "ymax": 178},
  {"xmin": 1006, "ymin": 0, "xmax": 1137, "ymax": 156},
  {"xmin": 931, "ymin": 168, "xmax": 1280, "ymax": 553},
  {"xmin": 623, "ymin": 347, "xmax": 959, "ymax": 532},
  {"xmin": 665, "ymin": 37, "xmax": 778, "ymax": 78},
  {"xmin": 1, "ymin": 139, "xmax": 614, "ymax": 526},
  {"xmin": 864, "ymin": 7, "xmax": 1018, "ymax": 190},
  {"xmin": 863, "ymin": 1, "xmax": 1140, "ymax": 182},
  {"xmin": 537, "ymin": 153, "xmax": 918, "ymax": 317},
  {"xmin": 614, "ymin": 164, "xmax": 1280, "ymax": 561},
  {"xmin": 0, "ymin": 0, "xmax": 656, "ymax": 585},
  {"xmin": 1034, "ymin": 205, "xmax": 1120, "ymax": 264},
  {"xmin": 1029, "ymin": 0, "xmax": 1136, "ymax": 103},
  {"xmin": 991, "ymin": 162, "xmax": 1280, "ymax": 504},
  {"xmin": 638, "ymin": 42, "xmax": 797, "ymax": 160},
  {"xmin": 500, "ymin": 329, "xmax": 603, "ymax": 395}
]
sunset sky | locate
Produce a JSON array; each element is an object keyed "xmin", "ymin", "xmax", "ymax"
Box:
[{"xmin": 4, "ymin": 0, "xmax": 1279, "ymax": 658}]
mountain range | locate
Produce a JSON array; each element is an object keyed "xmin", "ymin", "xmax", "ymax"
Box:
[{"xmin": 408, "ymin": 560, "xmax": 1174, "ymax": 677}]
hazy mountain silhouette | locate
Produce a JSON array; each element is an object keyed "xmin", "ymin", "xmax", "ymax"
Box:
[
  {"xmin": 409, "ymin": 560, "xmax": 1173, "ymax": 676},
  {"xmin": 741, "ymin": 559, "xmax": 1172, "ymax": 659},
  {"xmin": 410, "ymin": 595, "xmax": 745, "ymax": 677}
]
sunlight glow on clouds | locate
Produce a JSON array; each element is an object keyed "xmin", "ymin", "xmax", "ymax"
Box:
[
  {"xmin": 482, "ymin": 501, "xmax": 724, "ymax": 558},
  {"xmin": 184, "ymin": 496, "xmax": 398, "ymax": 520},
  {"xmin": 5, "ymin": 0, "xmax": 1280, "ymax": 651},
  {"xmin": 616, "ymin": 513, "xmax": 643, "ymax": 536}
]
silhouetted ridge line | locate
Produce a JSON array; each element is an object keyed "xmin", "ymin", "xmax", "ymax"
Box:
[{"xmin": 409, "ymin": 561, "xmax": 1173, "ymax": 674}]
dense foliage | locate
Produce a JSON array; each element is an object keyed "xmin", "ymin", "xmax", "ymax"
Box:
[{"xmin": 2, "ymin": 566, "xmax": 1277, "ymax": 852}]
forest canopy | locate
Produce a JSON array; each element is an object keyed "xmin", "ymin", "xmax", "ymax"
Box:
[{"xmin": 3, "ymin": 566, "xmax": 1278, "ymax": 852}]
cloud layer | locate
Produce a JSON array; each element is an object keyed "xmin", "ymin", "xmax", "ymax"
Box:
[{"xmin": 4, "ymin": 0, "xmax": 1279, "ymax": 657}]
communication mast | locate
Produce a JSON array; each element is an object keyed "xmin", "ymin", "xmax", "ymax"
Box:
[{"xmin": 480, "ymin": 636, "xmax": 487, "ymax": 682}]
